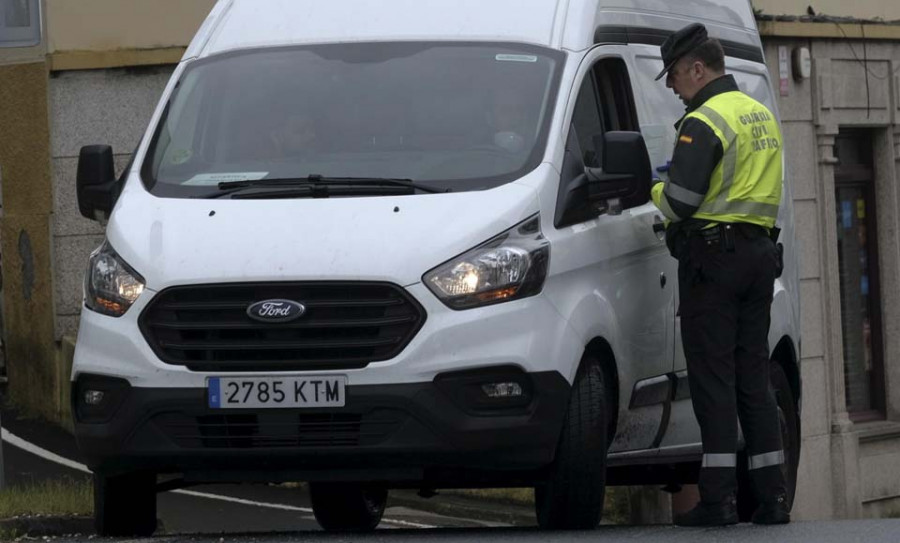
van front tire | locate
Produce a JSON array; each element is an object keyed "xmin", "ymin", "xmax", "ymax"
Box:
[
  {"xmin": 535, "ymin": 357, "xmax": 609, "ymax": 529},
  {"xmin": 93, "ymin": 471, "xmax": 157, "ymax": 537},
  {"xmin": 310, "ymin": 483, "xmax": 387, "ymax": 532}
]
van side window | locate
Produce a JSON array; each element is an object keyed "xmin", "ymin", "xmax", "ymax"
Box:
[
  {"xmin": 569, "ymin": 56, "xmax": 645, "ymax": 208},
  {"xmin": 594, "ymin": 58, "xmax": 639, "ymax": 133},
  {"xmin": 571, "ymin": 75, "xmax": 604, "ymax": 167}
]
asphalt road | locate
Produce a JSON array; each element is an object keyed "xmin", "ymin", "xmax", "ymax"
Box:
[
  {"xmin": 2, "ymin": 404, "xmax": 899, "ymax": 541},
  {"xmin": 40, "ymin": 520, "xmax": 900, "ymax": 543},
  {"xmin": 0, "ymin": 402, "xmax": 519, "ymax": 535}
]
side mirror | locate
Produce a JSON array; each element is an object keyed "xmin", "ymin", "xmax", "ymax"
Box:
[
  {"xmin": 77, "ymin": 145, "xmax": 118, "ymax": 221},
  {"xmin": 585, "ymin": 131, "xmax": 652, "ymax": 208},
  {"xmin": 554, "ymin": 128, "xmax": 653, "ymax": 228}
]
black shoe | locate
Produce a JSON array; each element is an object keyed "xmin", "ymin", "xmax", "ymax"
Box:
[
  {"xmin": 674, "ymin": 501, "xmax": 739, "ymax": 527},
  {"xmin": 752, "ymin": 496, "xmax": 791, "ymax": 524}
]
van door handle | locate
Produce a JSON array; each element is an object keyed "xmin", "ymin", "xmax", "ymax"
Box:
[
  {"xmin": 652, "ymin": 215, "xmax": 665, "ymax": 232},
  {"xmin": 653, "ymin": 216, "xmax": 666, "ymax": 241},
  {"xmin": 660, "ymin": 273, "xmax": 667, "ymax": 289}
]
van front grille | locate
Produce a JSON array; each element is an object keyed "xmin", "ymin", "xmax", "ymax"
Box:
[
  {"xmin": 153, "ymin": 409, "xmax": 404, "ymax": 449},
  {"xmin": 139, "ymin": 282, "xmax": 426, "ymax": 372}
]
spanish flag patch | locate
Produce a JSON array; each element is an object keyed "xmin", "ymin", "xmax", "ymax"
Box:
[{"xmin": 679, "ymin": 135, "xmax": 694, "ymax": 144}]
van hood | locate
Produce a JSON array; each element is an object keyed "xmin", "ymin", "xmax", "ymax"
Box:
[{"xmin": 107, "ymin": 168, "xmax": 549, "ymax": 290}]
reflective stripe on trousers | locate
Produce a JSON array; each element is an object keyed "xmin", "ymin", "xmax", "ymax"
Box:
[
  {"xmin": 749, "ymin": 450, "xmax": 785, "ymax": 470},
  {"xmin": 702, "ymin": 453, "xmax": 737, "ymax": 468}
]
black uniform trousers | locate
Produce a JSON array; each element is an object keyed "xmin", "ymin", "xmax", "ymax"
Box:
[{"xmin": 677, "ymin": 223, "xmax": 787, "ymax": 505}]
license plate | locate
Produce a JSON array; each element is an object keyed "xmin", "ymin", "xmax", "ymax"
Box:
[{"xmin": 208, "ymin": 376, "xmax": 347, "ymax": 409}]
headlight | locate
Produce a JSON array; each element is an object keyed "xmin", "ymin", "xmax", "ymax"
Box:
[
  {"xmin": 424, "ymin": 214, "xmax": 549, "ymax": 310},
  {"xmin": 84, "ymin": 241, "xmax": 145, "ymax": 317}
]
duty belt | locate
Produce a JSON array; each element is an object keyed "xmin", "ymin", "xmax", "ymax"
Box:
[
  {"xmin": 694, "ymin": 223, "xmax": 769, "ymax": 252},
  {"xmin": 694, "ymin": 223, "xmax": 733, "ymax": 252}
]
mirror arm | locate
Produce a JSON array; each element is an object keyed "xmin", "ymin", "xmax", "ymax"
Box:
[{"xmin": 585, "ymin": 167, "xmax": 633, "ymax": 184}]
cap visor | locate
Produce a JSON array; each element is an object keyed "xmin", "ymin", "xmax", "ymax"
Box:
[{"xmin": 655, "ymin": 59, "xmax": 677, "ymax": 81}]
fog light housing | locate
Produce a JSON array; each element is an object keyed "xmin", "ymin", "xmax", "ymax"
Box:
[
  {"xmin": 84, "ymin": 390, "xmax": 105, "ymax": 406},
  {"xmin": 73, "ymin": 374, "xmax": 130, "ymax": 423},
  {"xmin": 481, "ymin": 382, "xmax": 524, "ymax": 399},
  {"xmin": 435, "ymin": 366, "xmax": 533, "ymax": 414}
]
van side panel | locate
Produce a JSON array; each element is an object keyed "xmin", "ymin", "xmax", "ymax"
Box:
[{"xmin": 562, "ymin": 0, "xmax": 762, "ymax": 52}]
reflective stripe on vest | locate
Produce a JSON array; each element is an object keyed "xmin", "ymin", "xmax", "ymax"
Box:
[{"xmin": 678, "ymin": 91, "xmax": 783, "ymax": 228}]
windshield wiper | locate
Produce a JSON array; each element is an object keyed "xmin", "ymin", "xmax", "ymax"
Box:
[
  {"xmin": 230, "ymin": 184, "xmax": 419, "ymax": 199},
  {"xmin": 206, "ymin": 174, "xmax": 448, "ymax": 198}
]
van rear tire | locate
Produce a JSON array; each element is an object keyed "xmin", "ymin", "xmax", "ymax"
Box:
[
  {"xmin": 93, "ymin": 471, "xmax": 157, "ymax": 537},
  {"xmin": 534, "ymin": 357, "xmax": 609, "ymax": 529},
  {"xmin": 310, "ymin": 483, "xmax": 387, "ymax": 532}
]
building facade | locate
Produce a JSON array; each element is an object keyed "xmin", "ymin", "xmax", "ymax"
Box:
[
  {"xmin": 753, "ymin": 0, "xmax": 900, "ymax": 517},
  {"xmin": 0, "ymin": 0, "xmax": 898, "ymax": 520}
]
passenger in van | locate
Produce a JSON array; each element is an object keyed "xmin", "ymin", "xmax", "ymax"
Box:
[{"xmin": 651, "ymin": 23, "xmax": 790, "ymax": 527}]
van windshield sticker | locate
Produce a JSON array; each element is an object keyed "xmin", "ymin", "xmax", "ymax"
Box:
[
  {"xmin": 495, "ymin": 54, "xmax": 538, "ymax": 63},
  {"xmin": 169, "ymin": 149, "xmax": 193, "ymax": 165},
  {"xmin": 183, "ymin": 172, "xmax": 269, "ymax": 186}
]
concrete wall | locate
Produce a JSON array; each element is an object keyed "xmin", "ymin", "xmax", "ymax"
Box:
[
  {"xmin": 753, "ymin": 0, "xmax": 900, "ymax": 20},
  {"xmin": 50, "ymin": 67, "xmax": 174, "ymax": 339},
  {"xmin": 46, "ymin": 0, "xmax": 215, "ymax": 53},
  {"xmin": 762, "ymin": 37, "xmax": 900, "ymax": 519},
  {"xmin": 0, "ymin": 60, "xmax": 61, "ymax": 422}
]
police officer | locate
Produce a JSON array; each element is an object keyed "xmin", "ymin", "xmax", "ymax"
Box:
[{"xmin": 652, "ymin": 23, "xmax": 790, "ymax": 526}]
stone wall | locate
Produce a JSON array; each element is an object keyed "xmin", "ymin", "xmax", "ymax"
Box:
[{"xmin": 762, "ymin": 37, "xmax": 900, "ymax": 519}]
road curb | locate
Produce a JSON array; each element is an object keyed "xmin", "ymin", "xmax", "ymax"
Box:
[{"xmin": 0, "ymin": 516, "xmax": 94, "ymax": 538}]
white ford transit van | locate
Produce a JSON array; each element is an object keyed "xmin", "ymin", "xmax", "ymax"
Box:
[{"xmin": 72, "ymin": 0, "xmax": 801, "ymax": 535}]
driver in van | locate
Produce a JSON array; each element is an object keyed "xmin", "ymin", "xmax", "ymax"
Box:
[
  {"xmin": 652, "ymin": 23, "xmax": 790, "ymax": 527},
  {"xmin": 269, "ymin": 110, "xmax": 320, "ymax": 158},
  {"xmin": 485, "ymin": 87, "xmax": 534, "ymax": 154}
]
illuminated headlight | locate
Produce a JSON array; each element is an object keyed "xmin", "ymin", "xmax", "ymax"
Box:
[
  {"xmin": 84, "ymin": 241, "xmax": 145, "ymax": 317},
  {"xmin": 424, "ymin": 214, "xmax": 549, "ymax": 310}
]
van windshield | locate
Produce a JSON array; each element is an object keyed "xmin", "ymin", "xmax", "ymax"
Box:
[{"xmin": 142, "ymin": 42, "xmax": 564, "ymax": 197}]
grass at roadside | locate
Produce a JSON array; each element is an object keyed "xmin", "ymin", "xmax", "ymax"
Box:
[{"xmin": 0, "ymin": 477, "xmax": 92, "ymax": 518}]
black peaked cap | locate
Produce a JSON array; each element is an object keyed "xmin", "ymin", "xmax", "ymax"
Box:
[{"xmin": 655, "ymin": 23, "xmax": 709, "ymax": 81}]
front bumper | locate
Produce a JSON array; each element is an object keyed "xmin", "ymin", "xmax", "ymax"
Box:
[
  {"xmin": 73, "ymin": 283, "xmax": 583, "ymax": 389},
  {"xmin": 73, "ymin": 369, "xmax": 571, "ymax": 485}
]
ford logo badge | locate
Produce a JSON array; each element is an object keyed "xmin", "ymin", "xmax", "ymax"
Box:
[{"xmin": 246, "ymin": 299, "xmax": 306, "ymax": 323}]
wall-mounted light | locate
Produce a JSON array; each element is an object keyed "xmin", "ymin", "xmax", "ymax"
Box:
[{"xmin": 792, "ymin": 47, "xmax": 811, "ymax": 81}]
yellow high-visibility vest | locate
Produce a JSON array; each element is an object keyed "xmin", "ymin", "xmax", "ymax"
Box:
[{"xmin": 655, "ymin": 91, "xmax": 783, "ymax": 229}]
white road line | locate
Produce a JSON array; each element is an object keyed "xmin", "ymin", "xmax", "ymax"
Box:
[
  {"xmin": 2, "ymin": 429, "xmax": 90, "ymax": 473},
  {"xmin": 0, "ymin": 428, "xmax": 435, "ymax": 529},
  {"xmin": 174, "ymin": 489, "xmax": 434, "ymax": 529}
]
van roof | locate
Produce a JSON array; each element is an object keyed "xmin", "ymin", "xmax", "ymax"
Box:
[{"xmin": 188, "ymin": 0, "xmax": 761, "ymax": 60}]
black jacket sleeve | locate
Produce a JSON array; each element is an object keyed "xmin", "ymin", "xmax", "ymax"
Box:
[{"xmin": 665, "ymin": 118, "xmax": 723, "ymax": 219}]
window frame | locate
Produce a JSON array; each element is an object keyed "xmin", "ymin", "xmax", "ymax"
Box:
[
  {"xmin": 834, "ymin": 130, "xmax": 886, "ymax": 421},
  {"xmin": 0, "ymin": 0, "xmax": 42, "ymax": 48}
]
